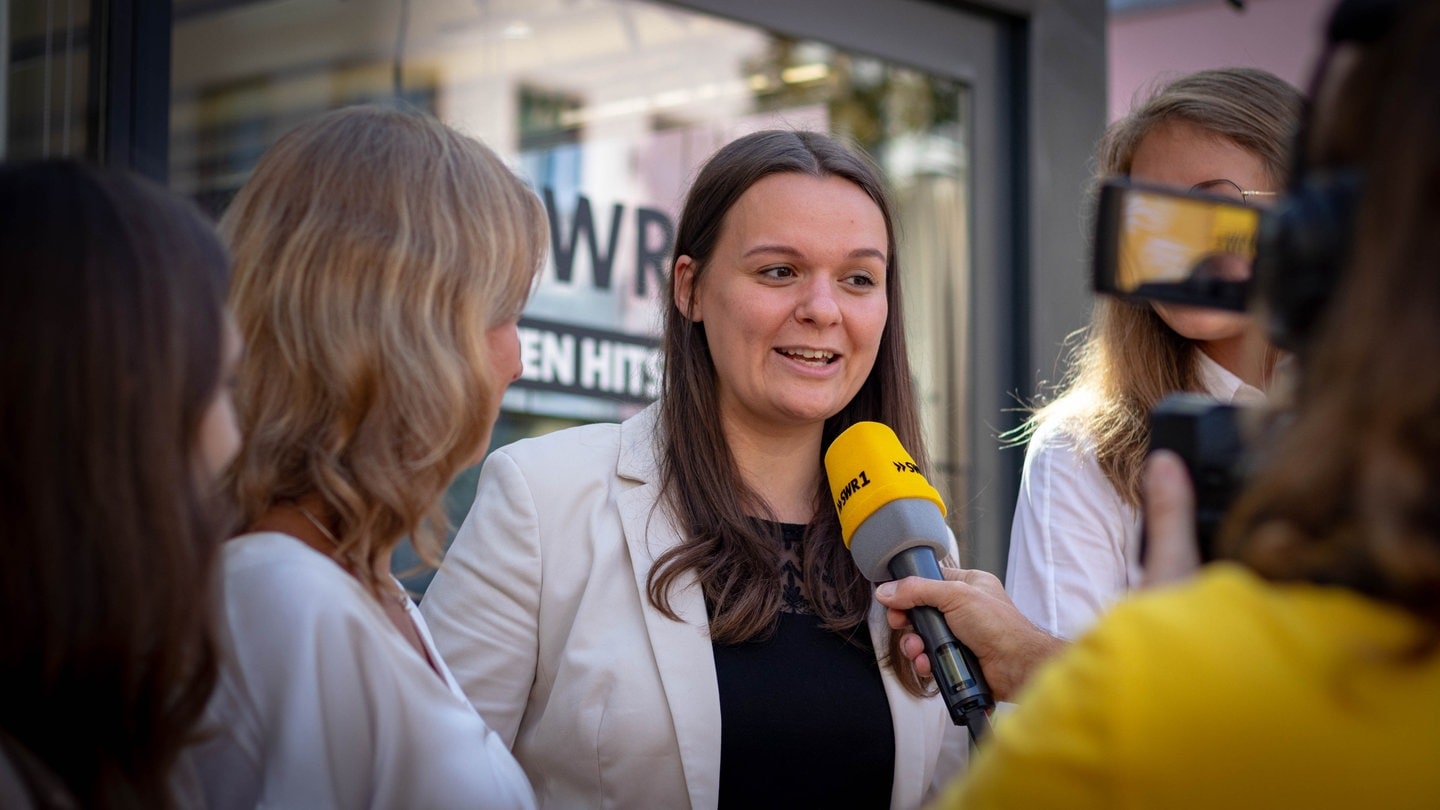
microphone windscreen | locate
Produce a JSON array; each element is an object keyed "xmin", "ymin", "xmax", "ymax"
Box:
[{"xmin": 824, "ymin": 421, "xmax": 946, "ymax": 548}]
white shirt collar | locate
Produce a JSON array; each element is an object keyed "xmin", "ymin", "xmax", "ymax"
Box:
[{"xmin": 1194, "ymin": 350, "xmax": 1268, "ymax": 406}]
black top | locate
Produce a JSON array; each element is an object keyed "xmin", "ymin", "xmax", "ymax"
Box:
[{"xmin": 712, "ymin": 522, "xmax": 895, "ymax": 809}]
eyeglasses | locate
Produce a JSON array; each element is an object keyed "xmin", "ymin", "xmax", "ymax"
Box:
[{"xmin": 1189, "ymin": 178, "xmax": 1278, "ymax": 203}]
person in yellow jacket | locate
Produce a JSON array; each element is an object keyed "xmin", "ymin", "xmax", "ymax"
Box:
[
  {"xmin": 877, "ymin": 0, "xmax": 1440, "ymax": 806},
  {"xmin": 910, "ymin": 558, "xmax": 1440, "ymax": 808}
]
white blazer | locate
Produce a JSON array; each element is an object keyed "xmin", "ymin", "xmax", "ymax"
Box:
[{"xmin": 422, "ymin": 404, "xmax": 968, "ymax": 809}]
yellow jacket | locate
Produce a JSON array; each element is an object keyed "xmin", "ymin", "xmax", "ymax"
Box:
[{"xmin": 944, "ymin": 563, "xmax": 1440, "ymax": 809}]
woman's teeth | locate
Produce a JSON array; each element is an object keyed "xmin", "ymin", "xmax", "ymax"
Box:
[{"xmin": 780, "ymin": 348, "xmax": 835, "ymax": 365}]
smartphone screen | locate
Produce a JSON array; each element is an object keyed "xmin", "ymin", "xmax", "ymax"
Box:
[{"xmin": 1093, "ymin": 179, "xmax": 1263, "ymax": 311}]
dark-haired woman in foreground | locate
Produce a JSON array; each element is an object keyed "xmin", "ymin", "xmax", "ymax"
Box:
[{"xmin": 0, "ymin": 161, "xmax": 238, "ymax": 809}]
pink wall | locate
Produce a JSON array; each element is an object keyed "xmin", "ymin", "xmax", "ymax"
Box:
[{"xmin": 1109, "ymin": 0, "xmax": 1333, "ymax": 121}]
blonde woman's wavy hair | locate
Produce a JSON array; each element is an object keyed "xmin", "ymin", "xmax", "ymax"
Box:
[
  {"xmin": 222, "ymin": 105, "xmax": 547, "ymax": 595},
  {"xmin": 1025, "ymin": 68, "xmax": 1302, "ymax": 506}
]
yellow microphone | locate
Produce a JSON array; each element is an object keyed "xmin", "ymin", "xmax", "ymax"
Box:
[
  {"xmin": 825, "ymin": 421, "xmax": 947, "ymax": 575},
  {"xmin": 824, "ymin": 422, "xmax": 994, "ymax": 740}
]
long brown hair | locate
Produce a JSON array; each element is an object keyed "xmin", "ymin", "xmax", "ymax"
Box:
[
  {"xmin": 1224, "ymin": 1, "xmax": 1440, "ymax": 639},
  {"xmin": 0, "ymin": 161, "xmax": 229, "ymax": 808},
  {"xmin": 222, "ymin": 106, "xmax": 547, "ymax": 595},
  {"xmin": 1026, "ymin": 68, "xmax": 1302, "ymax": 505},
  {"xmin": 648, "ymin": 130, "xmax": 929, "ymax": 694}
]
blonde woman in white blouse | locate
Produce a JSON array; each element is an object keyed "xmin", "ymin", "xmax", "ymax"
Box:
[{"xmin": 187, "ymin": 106, "xmax": 546, "ymax": 809}]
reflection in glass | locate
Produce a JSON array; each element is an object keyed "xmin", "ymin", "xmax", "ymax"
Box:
[{"xmin": 4, "ymin": 1, "xmax": 91, "ymax": 159}]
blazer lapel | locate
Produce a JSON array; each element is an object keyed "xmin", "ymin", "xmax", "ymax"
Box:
[
  {"xmin": 616, "ymin": 406, "xmax": 722, "ymax": 810},
  {"xmin": 871, "ymin": 600, "xmax": 952, "ymax": 809},
  {"xmin": 873, "ymin": 523, "xmax": 972, "ymax": 809}
]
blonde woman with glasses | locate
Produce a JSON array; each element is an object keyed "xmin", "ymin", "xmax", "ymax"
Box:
[
  {"xmin": 1005, "ymin": 68, "xmax": 1303, "ymax": 642},
  {"xmin": 187, "ymin": 106, "xmax": 545, "ymax": 809}
]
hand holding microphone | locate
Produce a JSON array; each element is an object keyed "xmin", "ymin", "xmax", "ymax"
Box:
[
  {"xmin": 824, "ymin": 422, "xmax": 995, "ymax": 741},
  {"xmin": 862, "ymin": 443, "xmax": 1193, "ymax": 706},
  {"xmin": 875, "ymin": 570, "xmax": 1064, "ymax": 704}
]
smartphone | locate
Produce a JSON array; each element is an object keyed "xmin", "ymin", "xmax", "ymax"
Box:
[{"xmin": 1093, "ymin": 179, "xmax": 1264, "ymax": 311}]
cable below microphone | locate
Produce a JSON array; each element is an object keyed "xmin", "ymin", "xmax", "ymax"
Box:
[{"xmin": 824, "ymin": 422, "xmax": 994, "ymax": 743}]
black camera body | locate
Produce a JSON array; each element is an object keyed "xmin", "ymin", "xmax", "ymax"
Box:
[{"xmin": 1146, "ymin": 393, "xmax": 1244, "ymax": 563}]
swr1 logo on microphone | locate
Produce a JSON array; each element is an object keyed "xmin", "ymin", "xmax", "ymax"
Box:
[
  {"xmin": 834, "ymin": 470, "xmax": 871, "ymax": 513},
  {"xmin": 892, "ymin": 460, "xmax": 920, "ymax": 474}
]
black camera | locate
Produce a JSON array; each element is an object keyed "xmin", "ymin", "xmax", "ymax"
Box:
[
  {"xmin": 1091, "ymin": 174, "xmax": 1359, "ymax": 560},
  {"xmin": 1145, "ymin": 394, "xmax": 1242, "ymax": 562}
]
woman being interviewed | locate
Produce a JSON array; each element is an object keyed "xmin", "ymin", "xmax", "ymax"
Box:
[
  {"xmin": 423, "ymin": 129, "xmax": 967, "ymax": 809},
  {"xmin": 188, "ymin": 106, "xmax": 544, "ymax": 809},
  {"xmin": 0, "ymin": 162, "xmax": 237, "ymax": 808}
]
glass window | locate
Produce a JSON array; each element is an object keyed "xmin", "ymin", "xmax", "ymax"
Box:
[
  {"xmin": 172, "ymin": 0, "xmax": 973, "ymax": 588},
  {"xmin": 4, "ymin": 1, "xmax": 91, "ymax": 160}
]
